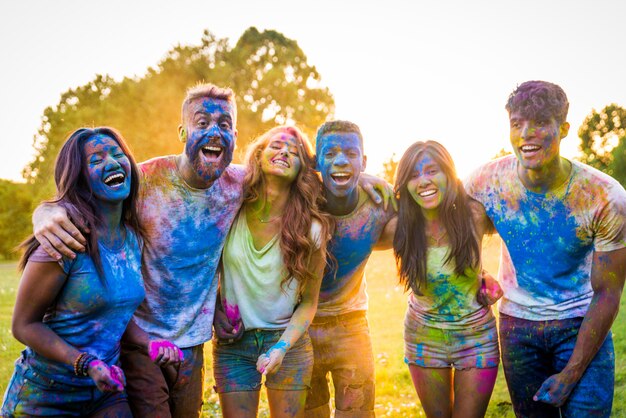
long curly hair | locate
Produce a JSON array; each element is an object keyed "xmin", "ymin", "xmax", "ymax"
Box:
[
  {"xmin": 19, "ymin": 127, "xmax": 144, "ymax": 279},
  {"xmin": 393, "ymin": 140, "xmax": 479, "ymax": 295},
  {"xmin": 243, "ymin": 125, "xmax": 330, "ymax": 294}
]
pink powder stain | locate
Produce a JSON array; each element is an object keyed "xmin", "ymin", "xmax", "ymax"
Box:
[
  {"xmin": 223, "ymin": 301, "xmax": 241, "ymax": 331},
  {"xmin": 149, "ymin": 341, "xmax": 185, "ymax": 362}
]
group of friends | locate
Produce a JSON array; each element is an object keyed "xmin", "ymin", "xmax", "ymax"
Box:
[{"xmin": 1, "ymin": 79, "xmax": 625, "ymax": 418}]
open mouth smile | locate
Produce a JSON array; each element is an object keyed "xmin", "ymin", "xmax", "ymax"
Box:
[
  {"xmin": 419, "ymin": 189, "xmax": 437, "ymax": 197},
  {"xmin": 271, "ymin": 158, "xmax": 290, "ymax": 168},
  {"xmin": 330, "ymin": 172, "xmax": 352, "ymax": 185},
  {"xmin": 520, "ymin": 144, "xmax": 541, "ymax": 153},
  {"xmin": 103, "ymin": 172, "xmax": 126, "ymax": 187}
]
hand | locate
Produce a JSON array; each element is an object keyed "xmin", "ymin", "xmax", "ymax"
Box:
[
  {"xmin": 358, "ymin": 173, "xmax": 398, "ymax": 211},
  {"xmin": 213, "ymin": 304, "xmax": 245, "ymax": 342},
  {"xmin": 256, "ymin": 341, "xmax": 290, "ymax": 375},
  {"xmin": 33, "ymin": 203, "xmax": 88, "ymax": 260},
  {"xmin": 533, "ymin": 370, "xmax": 579, "ymax": 407},
  {"xmin": 148, "ymin": 339, "xmax": 184, "ymax": 367},
  {"xmin": 87, "ymin": 360, "xmax": 125, "ymax": 393},
  {"xmin": 477, "ymin": 271, "xmax": 503, "ymax": 306}
]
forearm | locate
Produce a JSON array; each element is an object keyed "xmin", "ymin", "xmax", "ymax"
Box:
[
  {"xmin": 563, "ymin": 290, "xmax": 621, "ymax": 379},
  {"xmin": 15, "ymin": 322, "xmax": 80, "ymax": 366},
  {"xmin": 277, "ymin": 301, "xmax": 316, "ymax": 349}
]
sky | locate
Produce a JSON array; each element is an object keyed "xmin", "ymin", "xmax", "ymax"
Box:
[{"xmin": 1, "ymin": 0, "xmax": 625, "ymax": 182}]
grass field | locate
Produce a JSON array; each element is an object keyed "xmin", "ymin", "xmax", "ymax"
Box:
[{"xmin": 1, "ymin": 236, "xmax": 625, "ymax": 416}]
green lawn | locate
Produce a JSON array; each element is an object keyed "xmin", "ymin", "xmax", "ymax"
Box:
[{"xmin": 1, "ymin": 239, "xmax": 625, "ymax": 416}]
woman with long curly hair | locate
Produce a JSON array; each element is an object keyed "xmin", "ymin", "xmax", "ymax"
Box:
[
  {"xmin": 213, "ymin": 125, "xmax": 331, "ymax": 418},
  {"xmin": 1, "ymin": 127, "xmax": 180, "ymax": 417},
  {"xmin": 393, "ymin": 140, "xmax": 502, "ymax": 418}
]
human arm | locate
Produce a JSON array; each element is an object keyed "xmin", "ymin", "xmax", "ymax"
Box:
[
  {"xmin": 122, "ymin": 320, "xmax": 183, "ymax": 367},
  {"xmin": 534, "ymin": 247, "xmax": 626, "ymax": 407},
  {"xmin": 358, "ymin": 173, "xmax": 398, "ymax": 211},
  {"xmin": 32, "ymin": 203, "xmax": 87, "ymax": 260},
  {"xmin": 12, "ymin": 260, "xmax": 123, "ymax": 392},
  {"xmin": 256, "ymin": 247, "xmax": 325, "ymax": 375},
  {"xmin": 373, "ymin": 216, "xmax": 397, "ymax": 251}
]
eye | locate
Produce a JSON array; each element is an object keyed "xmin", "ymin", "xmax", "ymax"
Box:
[
  {"xmin": 89, "ymin": 157, "xmax": 103, "ymax": 165},
  {"xmin": 289, "ymin": 150, "xmax": 299, "ymax": 157},
  {"xmin": 219, "ymin": 121, "xmax": 231, "ymax": 130},
  {"xmin": 197, "ymin": 119, "xmax": 208, "ymax": 128}
]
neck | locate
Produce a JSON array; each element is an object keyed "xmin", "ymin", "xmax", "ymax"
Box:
[
  {"xmin": 324, "ymin": 188, "xmax": 359, "ymax": 216},
  {"xmin": 251, "ymin": 176, "xmax": 290, "ymax": 220},
  {"xmin": 176, "ymin": 154, "xmax": 215, "ymax": 189},
  {"xmin": 96, "ymin": 203, "xmax": 125, "ymax": 247},
  {"xmin": 518, "ymin": 156, "xmax": 571, "ymax": 193}
]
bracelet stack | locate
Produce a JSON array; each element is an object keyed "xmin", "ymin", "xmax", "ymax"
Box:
[{"xmin": 73, "ymin": 352, "xmax": 97, "ymax": 377}]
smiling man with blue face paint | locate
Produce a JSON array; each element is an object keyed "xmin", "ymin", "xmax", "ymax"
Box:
[
  {"xmin": 466, "ymin": 81, "xmax": 626, "ymax": 417},
  {"xmin": 32, "ymin": 83, "xmax": 246, "ymax": 418},
  {"xmin": 305, "ymin": 121, "xmax": 396, "ymax": 418}
]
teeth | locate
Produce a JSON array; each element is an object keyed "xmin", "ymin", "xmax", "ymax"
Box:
[
  {"xmin": 104, "ymin": 173, "xmax": 125, "ymax": 185},
  {"xmin": 203, "ymin": 146, "xmax": 222, "ymax": 152},
  {"xmin": 521, "ymin": 145, "xmax": 540, "ymax": 152},
  {"xmin": 419, "ymin": 190, "xmax": 436, "ymax": 197},
  {"xmin": 272, "ymin": 160, "xmax": 289, "ymax": 168},
  {"xmin": 331, "ymin": 173, "xmax": 350, "ymax": 178}
]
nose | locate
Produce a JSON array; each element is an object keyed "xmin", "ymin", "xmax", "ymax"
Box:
[
  {"xmin": 521, "ymin": 122, "xmax": 534, "ymax": 139},
  {"xmin": 208, "ymin": 124, "xmax": 221, "ymax": 137},
  {"xmin": 104, "ymin": 154, "xmax": 122, "ymax": 169},
  {"xmin": 333, "ymin": 152, "xmax": 349, "ymax": 166}
]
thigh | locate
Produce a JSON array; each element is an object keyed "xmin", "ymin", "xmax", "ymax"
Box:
[
  {"xmin": 499, "ymin": 314, "xmax": 559, "ymax": 418},
  {"xmin": 555, "ymin": 330, "xmax": 615, "ymax": 417},
  {"xmin": 453, "ymin": 367, "xmax": 498, "ymax": 418},
  {"xmin": 121, "ymin": 342, "xmax": 172, "ymax": 418},
  {"xmin": 219, "ymin": 391, "xmax": 261, "ymax": 418},
  {"xmin": 89, "ymin": 391, "xmax": 133, "ymax": 418},
  {"xmin": 170, "ymin": 344, "xmax": 205, "ymax": 418},
  {"xmin": 267, "ymin": 388, "xmax": 308, "ymax": 418},
  {"xmin": 408, "ymin": 365, "xmax": 452, "ymax": 418}
]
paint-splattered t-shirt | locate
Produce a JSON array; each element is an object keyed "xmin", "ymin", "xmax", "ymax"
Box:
[
  {"xmin": 133, "ymin": 156, "xmax": 245, "ymax": 347},
  {"xmin": 466, "ymin": 156, "xmax": 626, "ymax": 320},
  {"xmin": 407, "ymin": 246, "xmax": 491, "ymax": 329},
  {"xmin": 317, "ymin": 188, "xmax": 395, "ymax": 317},
  {"xmin": 221, "ymin": 210, "xmax": 323, "ymax": 329},
  {"xmin": 25, "ymin": 229, "xmax": 144, "ymax": 385}
]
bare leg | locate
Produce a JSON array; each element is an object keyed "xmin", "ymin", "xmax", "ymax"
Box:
[
  {"xmin": 267, "ymin": 389, "xmax": 308, "ymax": 418},
  {"xmin": 408, "ymin": 365, "xmax": 453, "ymax": 418},
  {"xmin": 219, "ymin": 391, "xmax": 260, "ymax": 418},
  {"xmin": 452, "ymin": 367, "xmax": 498, "ymax": 418}
]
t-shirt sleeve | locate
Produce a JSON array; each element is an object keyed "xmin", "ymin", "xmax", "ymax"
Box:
[
  {"xmin": 594, "ymin": 184, "xmax": 626, "ymax": 252},
  {"xmin": 464, "ymin": 167, "xmax": 484, "ymax": 203},
  {"xmin": 310, "ymin": 220, "xmax": 324, "ymax": 250},
  {"xmin": 27, "ymin": 245, "xmax": 71, "ymax": 274}
]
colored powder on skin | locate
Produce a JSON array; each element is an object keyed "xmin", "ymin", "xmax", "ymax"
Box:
[
  {"xmin": 223, "ymin": 301, "xmax": 241, "ymax": 333},
  {"xmin": 149, "ymin": 341, "xmax": 185, "ymax": 362}
]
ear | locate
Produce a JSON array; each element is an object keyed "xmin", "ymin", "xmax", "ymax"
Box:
[
  {"xmin": 233, "ymin": 129, "xmax": 238, "ymax": 152},
  {"xmin": 559, "ymin": 121, "xmax": 570, "ymax": 140},
  {"xmin": 178, "ymin": 125, "xmax": 186, "ymax": 143},
  {"xmin": 361, "ymin": 155, "xmax": 368, "ymax": 172}
]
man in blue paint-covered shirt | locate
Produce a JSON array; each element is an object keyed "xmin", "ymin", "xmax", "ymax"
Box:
[
  {"xmin": 305, "ymin": 121, "xmax": 396, "ymax": 418},
  {"xmin": 466, "ymin": 80, "xmax": 626, "ymax": 417}
]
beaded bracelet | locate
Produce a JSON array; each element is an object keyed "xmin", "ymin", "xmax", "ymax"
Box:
[{"xmin": 73, "ymin": 352, "xmax": 98, "ymax": 377}]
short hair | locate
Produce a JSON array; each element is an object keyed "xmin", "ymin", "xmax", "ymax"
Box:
[
  {"xmin": 315, "ymin": 120, "xmax": 363, "ymax": 156},
  {"xmin": 181, "ymin": 83, "xmax": 237, "ymax": 127},
  {"xmin": 505, "ymin": 80, "xmax": 569, "ymax": 124}
]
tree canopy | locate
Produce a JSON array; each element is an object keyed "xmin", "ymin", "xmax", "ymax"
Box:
[
  {"xmin": 578, "ymin": 104, "xmax": 626, "ymax": 186},
  {"xmin": 23, "ymin": 27, "xmax": 335, "ymax": 199}
]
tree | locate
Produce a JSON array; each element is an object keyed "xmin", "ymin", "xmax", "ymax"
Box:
[
  {"xmin": 0, "ymin": 180, "xmax": 34, "ymax": 259},
  {"xmin": 578, "ymin": 104, "xmax": 626, "ymax": 186},
  {"xmin": 379, "ymin": 153, "xmax": 399, "ymax": 185},
  {"xmin": 492, "ymin": 148, "xmax": 512, "ymax": 159},
  {"xmin": 23, "ymin": 28, "xmax": 335, "ymax": 198}
]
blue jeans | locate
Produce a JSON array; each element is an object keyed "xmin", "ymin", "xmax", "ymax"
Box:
[{"xmin": 499, "ymin": 314, "xmax": 614, "ymax": 417}]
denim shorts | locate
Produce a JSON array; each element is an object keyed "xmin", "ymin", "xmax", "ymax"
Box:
[
  {"xmin": 404, "ymin": 308, "xmax": 500, "ymax": 369},
  {"xmin": 213, "ymin": 329, "xmax": 313, "ymax": 393},
  {"xmin": 1, "ymin": 354, "xmax": 130, "ymax": 417}
]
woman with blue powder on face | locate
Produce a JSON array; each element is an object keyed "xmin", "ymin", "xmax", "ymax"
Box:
[
  {"xmin": 1, "ymin": 127, "xmax": 180, "ymax": 417},
  {"xmin": 213, "ymin": 125, "xmax": 331, "ymax": 418},
  {"xmin": 392, "ymin": 140, "xmax": 502, "ymax": 418}
]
